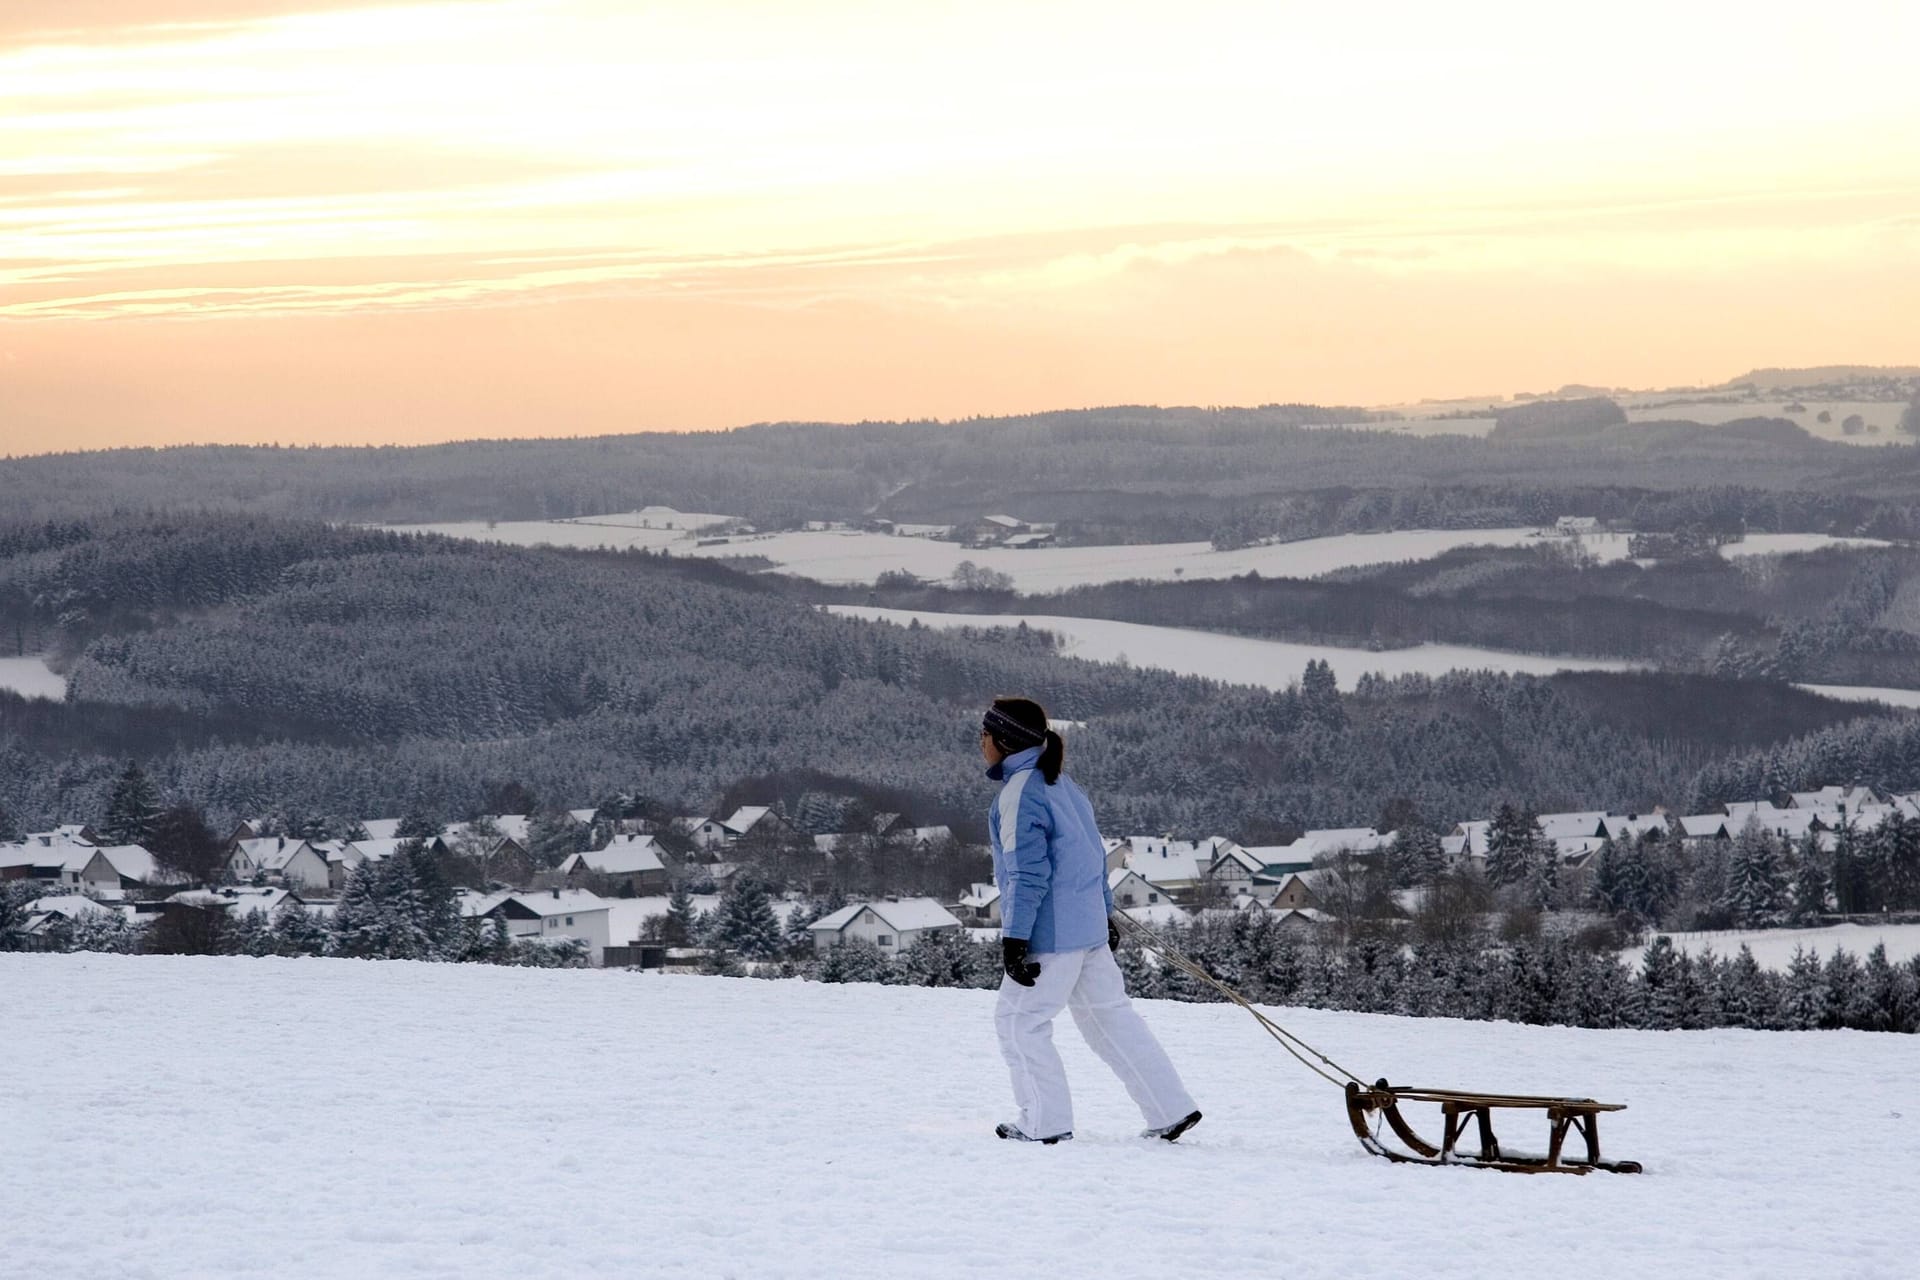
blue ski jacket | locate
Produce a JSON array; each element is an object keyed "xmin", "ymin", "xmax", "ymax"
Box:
[{"xmin": 987, "ymin": 744, "xmax": 1114, "ymax": 953}]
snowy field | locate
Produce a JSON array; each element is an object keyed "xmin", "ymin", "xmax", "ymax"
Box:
[
  {"xmin": 833, "ymin": 606, "xmax": 1642, "ymax": 685},
  {"xmin": 1630, "ymin": 923, "xmax": 1920, "ymax": 971},
  {"xmin": 1721, "ymin": 533, "xmax": 1893, "ymax": 559},
  {"xmin": 0, "ymin": 655, "xmax": 64, "ymax": 700},
  {"xmin": 6, "ymin": 954, "xmax": 1915, "ymax": 1279},
  {"xmin": 832, "ymin": 606, "xmax": 1920, "ymax": 711},
  {"xmin": 385, "ymin": 522, "xmax": 1608, "ymax": 589}
]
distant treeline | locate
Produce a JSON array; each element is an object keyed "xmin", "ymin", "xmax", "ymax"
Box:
[{"xmin": 10, "ymin": 406, "xmax": 1920, "ymax": 547}]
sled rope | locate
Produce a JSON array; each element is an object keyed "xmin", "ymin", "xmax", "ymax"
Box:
[{"xmin": 1112, "ymin": 912, "xmax": 1364, "ymax": 1091}]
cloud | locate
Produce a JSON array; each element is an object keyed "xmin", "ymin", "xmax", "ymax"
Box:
[{"xmin": 0, "ymin": 2, "xmax": 395, "ymax": 44}]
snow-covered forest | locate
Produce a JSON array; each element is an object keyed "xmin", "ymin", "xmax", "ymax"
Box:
[{"xmin": 10, "ymin": 513, "xmax": 1920, "ymax": 842}]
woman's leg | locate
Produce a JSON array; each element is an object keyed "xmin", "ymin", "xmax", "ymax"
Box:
[
  {"xmin": 1067, "ymin": 944, "xmax": 1197, "ymax": 1130},
  {"xmin": 993, "ymin": 947, "xmax": 1087, "ymax": 1138}
]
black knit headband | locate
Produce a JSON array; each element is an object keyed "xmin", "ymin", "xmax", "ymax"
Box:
[{"xmin": 983, "ymin": 706, "xmax": 1047, "ymax": 749}]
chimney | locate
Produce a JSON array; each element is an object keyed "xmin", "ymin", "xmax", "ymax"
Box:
[
  {"xmin": 552, "ymin": 888, "xmax": 560, "ymax": 899},
  {"xmin": 278, "ymin": 835, "xmax": 285, "ymax": 850}
]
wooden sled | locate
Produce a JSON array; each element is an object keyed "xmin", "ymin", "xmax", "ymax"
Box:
[{"xmin": 1345, "ymin": 1079, "xmax": 1643, "ymax": 1175}]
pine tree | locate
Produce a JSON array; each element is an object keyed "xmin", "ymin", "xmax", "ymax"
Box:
[
  {"xmin": 1298, "ymin": 659, "xmax": 1345, "ymax": 729},
  {"xmin": 1722, "ymin": 819, "xmax": 1786, "ymax": 926},
  {"xmin": 0, "ymin": 799, "xmax": 17, "ymax": 843},
  {"xmin": 1718, "ymin": 946, "xmax": 1770, "ymax": 1029},
  {"xmin": 817, "ymin": 937, "xmax": 893, "ymax": 983},
  {"xmin": 225, "ymin": 908, "xmax": 275, "ymax": 957},
  {"xmin": 1484, "ymin": 803, "xmax": 1531, "ymax": 889},
  {"xmin": 710, "ymin": 877, "xmax": 783, "ymax": 960},
  {"xmin": 1789, "ymin": 830, "xmax": 1830, "ymax": 923},
  {"xmin": 525, "ymin": 808, "xmax": 584, "ymax": 870},
  {"xmin": 102, "ymin": 759, "xmax": 161, "ymax": 846},
  {"xmin": 662, "ymin": 883, "xmax": 699, "ymax": 947},
  {"xmin": 1780, "ymin": 947, "xmax": 1826, "ymax": 1030},
  {"xmin": 898, "ymin": 929, "xmax": 993, "ymax": 988},
  {"xmin": 272, "ymin": 903, "xmax": 331, "ymax": 956},
  {"xmin": 782, "ymin": 898, "xmax": 824, "ymax": 957},
  {"xmin": 1638, "ymin": 936, "xmax": 1684, "ymax": 1030},
  {"xmin": 1388, "ymin": 823, "xmax": 1446, "ymax": 889}
]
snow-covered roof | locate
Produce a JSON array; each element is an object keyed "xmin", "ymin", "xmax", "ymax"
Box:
[
  {"xmin": 1535, "ymin": 812, "xmax": 1609, "ymax": 841},
  {"xmin": 1680, "ymin": 815, "xmax": 1730, "ymax": 838},
  {"xmin": 959, "ymin": 883, "xmax": 1001, "ymax": 909},
  {"xmin": 1207, "ymin": 845, "xmax": 1266, "ymax": 875},
  {"xmin": 91, "ymin": 844, "xmax": 159, "ymax": 883},
  {"xmin": 809, "ymin": 898, "xmax": 962, "ymax": 934},
  {"xmin": 1723, "ymin": 801, "xmax": 1790, "ymax": 827},
  {"xmin": 1601, "ymin": 814, "xmax": 1668, "ymax": 841},
  {"xmin": 563, "ymin": 835, "xmax": 665, "ymax": 876},
  {"xmin": 568, "ymin": 808, "xmax": 598, "ymax": 825},
  {"xmin": 219, "ymin": 887, "xmax": 296, "ymax": 918},
  {"xmin": 493, "ymin": 890, "xmax": 612, "ymax": 919},
  {"xmin": 441, "ymin": 817, "xmax": 528, "ymax": 847},
  {"xmin": 1290, "ymin": 828, "xmax": 1389, "ymax": 857},
  {"xmin": 723, "ymin": 805, "xmax": 773, "ymax": 835},
  {"xmin": 22, "ymin": 894, "xmax": 118, "ymax": 920},
  {"xmin": 1123, "ymin": 903, "xmax": 1190, "ymax": 926},
  {"xmin": 1126, "ymin": 850, "xmax": 1205, "ymax": 885},
  {"xmin": 359, "ymin": 819, "xmax": 402, "ymax": 841},
  {"xmin": 339, "ymin": 837, "xmax": 420, "ymax": 864},
  {"xmin": 980, "ymin": 514, "xmax": 1027, "ymax": 528},
  {"xmin": 1272, "ymin": 907, "xmax": 1333, "ymax": 925}
]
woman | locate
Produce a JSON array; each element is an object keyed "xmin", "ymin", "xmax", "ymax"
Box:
[{"xmin": 981, "ymin": 696, "xmax": 1201, "ymax": 1145}]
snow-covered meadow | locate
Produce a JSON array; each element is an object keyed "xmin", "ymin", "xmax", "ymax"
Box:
[
  {"xmin": 830, "ymin": 605, "xmax": 1639, "ymax": 685},
  {"xmin": 832, "ymin": 606, "xmax": 1920, "ymax": 711},
  {"xmin": 385, "ymin": 522, "xmax": 1615, "ymax": 589},
  {"xmin": 6, "ymin": 953, "xmax": 1913, "ymax": 1279},
  {"xmin": 1629, "ymin": 923, "xmax": 1920, "ymax": 972},
  {"xmin": 0, "ymin": 655, "xmax": 64, "ymax": 700}
]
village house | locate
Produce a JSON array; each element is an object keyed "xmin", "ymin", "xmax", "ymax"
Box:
[
  {"xmin": 228, "ymin": 836, "xmax": 331, "ymax": 892},
  {"xmin": 1268, "ymin": 870, "xmax": 1331, "ymax": 912},
  {"xmin": 482, "ymin": 889, "xmax": 613, "ymax": 964},
  {"xmin": 558, "ymin": 834, "xmax": 670, "ymax": 896},
  {"xmin": 807, "ymin": 898, "xmax": 963, "ymax": 955},
  {"xmin": 965, "ymin": 514, "xmax": 1030, "ymax": 545},
  {"xmin": 957, "ymin": 882, "xmax": 1000, "ymax": 927}
]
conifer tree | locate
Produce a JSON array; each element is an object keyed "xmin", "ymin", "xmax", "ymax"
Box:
[
  {"xmin": 272, "ymin": 903, "xmax": 331, "ymax": 956},
  {"xmin": 1780, "ymin": 947, "xmax": 1826, "ymax": 1029},
  {"xmin": 0, "ymin": 799, "xmax": 17, "ymax": 844},
  {"xmin": 711, "ymin": 876, "xmax": 784, "ymax": 959},
  {"xmin": 662, "ymin": 883, "xmax": 699, "ymax": 947},
  {"xmin": 1388, "ymin": 822, "xmax": 1446, "ymax": 889},
  {"xmin": 102, "ymin": 759, "xmax": 161, "ymax": 846},
  {"xmin": 1638, "ymin": 936, "xmax": 1684, "ymax": 1030},
  {"xmin": 817, "ymin": 936, "xmax": 893, "ymax": 983},
  {"xmin": 1722, "ymin": 819, "xmax": 1786, "ymax": 926},
  {"xmin": 1789, "ymin": 830, "xmax": 1831, "ymax": 922}
]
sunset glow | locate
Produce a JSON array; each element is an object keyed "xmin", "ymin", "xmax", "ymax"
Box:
[{"xmin": 3, "ymin": 0, "xmax": 1918, "ymax": 452}]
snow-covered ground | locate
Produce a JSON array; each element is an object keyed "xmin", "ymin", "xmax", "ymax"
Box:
[
  {"xmin": 833, "ymin": 606, "xmax": 1640, "ymax": 685},
  {"xmin": 0, "ymin": 655, "xmax": 64, "ymax": 700},
  {"xmin": 1794, "ymin": 683, "xmax": 1920, "ymax": 710},
  {"xmin": 1628, "ymin": 923, "xmax": 1920, "ymax": 971},
  {"xmin": 386, "ymin": 521, "xmax": 1620, "ymax": 589},
  {"xmin": 1721, "ymin": 533, "xmax": 1893, "ymax": 559},
  {"xmin": 6, "ymin": 953, "xmax": 1914, "ymax": 1279},
  {"xmin": 833, "ymin": 606, "xmax": 1920, "ymax": 710}
]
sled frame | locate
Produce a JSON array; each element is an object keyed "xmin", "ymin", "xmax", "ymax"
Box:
[{"xmin": 1344, "ymin": 1079, "xmax": 1643, "ymax": 1175}]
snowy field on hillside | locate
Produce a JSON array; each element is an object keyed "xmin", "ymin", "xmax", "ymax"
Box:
[
  {"xmin": 834, "ymin": 606, "xmax": 1644, "ymax": 684},
  {"xmin": 1721, "ymin": 533, "xmax": 1893, "ymax": 558},
  {"xmin": 1628, "ymin": 923, "xmax": 1920, "ymax": 971},
  {"xmin": 0, "ymin": 655, "xmax": 63, "ymax": 700},
  {"xmin": 7, "ymin": 954, "xmax": 1915, "ymax": 1279},
  {"xmin": 832, "ymin": 606, "xmax": 1920, "ymax": 710},
  {"xmin": 387, "ymin": 522, "xmax": 1609, "ymax": 588}
]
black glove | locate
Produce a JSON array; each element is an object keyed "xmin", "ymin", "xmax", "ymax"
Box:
[
  {"xmin": 1108, "ymin": 917, "xmax": 1120, "ymax": 952},
  {"xmin": 1002, "ymin": 937, "xmax": 1040, "ymax": 986}
]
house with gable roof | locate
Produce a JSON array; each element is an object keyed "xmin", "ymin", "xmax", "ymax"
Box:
[{"xmin": 808, "ymin": 898, "xmax": 962, "ymax": 955}]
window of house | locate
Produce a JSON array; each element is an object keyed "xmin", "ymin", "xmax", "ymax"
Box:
[
  {"xmin": 1149, "ymin": 892, "xmax": 1160, "ymax": 903},
  {"xmin": 1121, "ymin": 893, "xmax": 1135, "ymax": 905},
  {"xmin": 877, "ymin": 934, "xmax": 894, "ymax": 946},
  {"xmin": 565, "ymin": 916, "xmax": 574, "ymax": 925}
]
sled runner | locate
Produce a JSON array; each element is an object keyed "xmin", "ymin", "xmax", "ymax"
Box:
[{"xmin": 1111, "ymin": 914, "xmax": 1645, "ymax": 1176}]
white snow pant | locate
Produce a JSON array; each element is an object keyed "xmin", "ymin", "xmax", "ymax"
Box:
[{"xmin": 995, "ymin": 942, "xmax": 1196, "ymax": 1140}]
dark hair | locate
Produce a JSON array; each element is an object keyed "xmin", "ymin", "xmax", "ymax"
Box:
[{"xmin": 988, "ymin": 696, "xmax": 1064, "ymax": 785}]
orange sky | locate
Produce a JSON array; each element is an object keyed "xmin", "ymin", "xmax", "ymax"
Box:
[{"xmin": 2, "ymin": 0, "xmax": 1917, "ymax": 454}]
